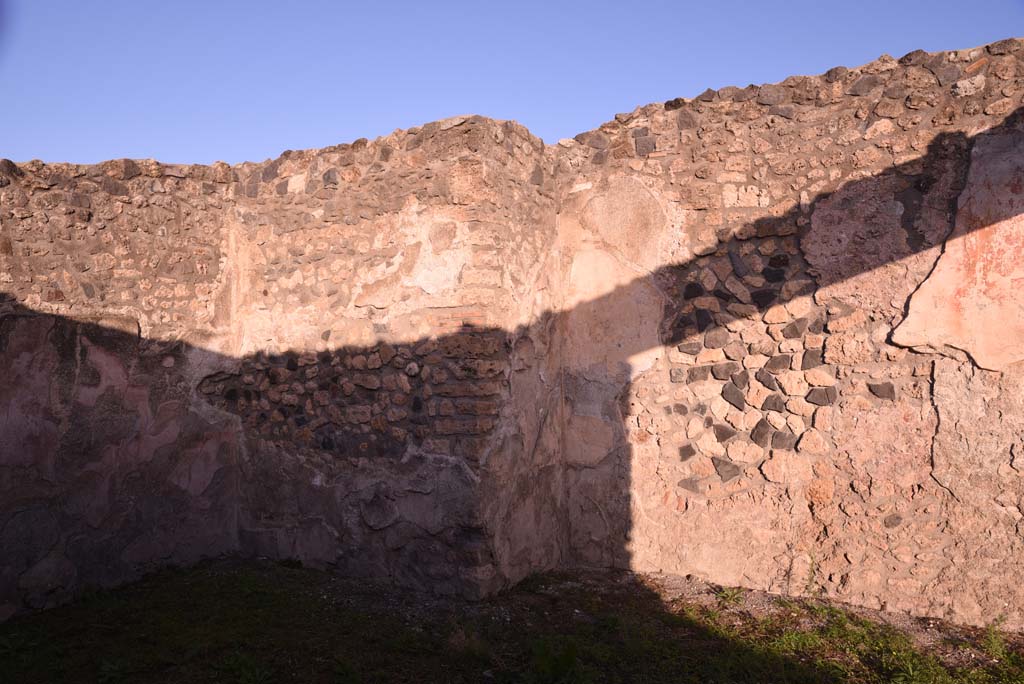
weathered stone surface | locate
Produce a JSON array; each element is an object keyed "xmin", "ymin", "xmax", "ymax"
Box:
[
  {"xmin": 750, "ymin": 419, "xmax": 774, "ymax": 447},
  {"xmin": 806, "ymin": 387, "xmax": 838, "ymax": 406},
  {"xmin": 704, "ymin": 327, "xmax": 731, "ymax": 348},
  {"xmin": 867, "ymin": 381, "xmax": 896, "ymax": 400},
  {"xmin": 722, "ymin": 382, "xmax": 747, "ymax": 410},
  {"xmin": 2, "ymin": 37, "xmax": 1024, "ymax": 632},
  {"xmin": 760, "ymin": 449, "xmax": 812, "ymax": 482},
  {"xmin": 893, "ymin": 128, "xmax": 1024, "ymax": 370},
  {"xmin": 712, "ymin": 457, "xmax": 742, "ymax": 482}
]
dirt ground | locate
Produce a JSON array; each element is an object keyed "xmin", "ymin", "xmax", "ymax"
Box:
[{"xmin": 1, "ymin": 558, "xmax": 1021, "ymax": 683}]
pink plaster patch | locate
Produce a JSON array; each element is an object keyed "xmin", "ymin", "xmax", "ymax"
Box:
[{"xmin": 894, "ymin": 130, "xmax": 1024, "ymax": 371}]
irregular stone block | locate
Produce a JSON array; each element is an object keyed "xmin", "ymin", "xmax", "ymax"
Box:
[
  {"xmin": 868, "ymin": 381, "xmax": 896, "ymax": 400},
  {"xmin": 712, "ymin": 457, "xmax": 741, "ymax": 482},
  {"xmin": 806, "ymin": 387, "xmax": 838, "ymax": 406}
]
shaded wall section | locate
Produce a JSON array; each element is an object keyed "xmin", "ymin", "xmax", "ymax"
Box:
[{"xmin": 2, "ymin": 37, "xmax": 1024, "ymax": 628}]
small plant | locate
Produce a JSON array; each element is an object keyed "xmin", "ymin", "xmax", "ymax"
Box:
[
  {"xmin": 715, "ymin": 585, "xmax": 746, "ymax": 607},
  {"xmin": 879, "ymin": 647, "xmax": 950, "ymax": 684},
  {"xmin": 773, "ymin": 629, "xmax": 823, "ymax": 653},
  {"xmin": 804, "ymin": 553, "xmax": 821, "ymax": 596},
  {"xmin": 775, "ymin": 596, "xmax": 801, "ymax": 612},
  {"xmin": 888, "ymin": 656, "xmax": 922, "ymax": 684},
  {"xmin": 982, "ymin": 617, "xmax": 1009, "ymax": 661}
]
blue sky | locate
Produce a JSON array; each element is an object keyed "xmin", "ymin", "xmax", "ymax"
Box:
[{"xmin": 1, "ymin": 1, "xmax": 1021, "ymax": 164}]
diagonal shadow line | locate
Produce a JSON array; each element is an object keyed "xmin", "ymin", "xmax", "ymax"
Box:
[{"xmin": 0, "ymin": 105, "xmax": 1021, "ymax": 642}]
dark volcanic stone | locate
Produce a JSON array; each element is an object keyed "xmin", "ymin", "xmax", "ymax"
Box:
[
  {"xmin": 723, "ymin": 343, "xmax": 747, "ymax": 361},
  {"xmin": 756, "ymin": 368, "xmax": 780, "ymax": 391},
  {"xmin": 761, "ymin": 394, "xmax": 787, "ymax": 412},
  {"xmin": 782, "ymin": 318, "xmax": 809, "ymax": 339},
  {"xmin": 669, "ymin": 368, "xmax": 687, "ymax": 383},
  {"xmin": 728, "ymin": 250, "xmax": 749, "ymax": 277},
  {"xmin": 848, "ymin": 74, "xmax": 883, "ymax": 96},
  {"xmin": 678, "ymin": 477, "xmax": 703, "ymax": 493},
  {"xmin": 677, "ymin": 341, "xmax": 702, "ymax": 355},
  {"xmin": 705, "ymin": 327, "xmax": 731, "ymax": 348},
  {"xmin": 673, "ymin": 314, "xmax": 697, "ymax": 335},
  {"xmin": 989, "ymin": 38, "xmax": 1020, "ymax": 55},
  {"xmin": 683, "ymin": 282, "xmax": 704, "ymax": 299},
  {"xmin": 765, "ymin": 354, "xmax": 792, "ymax": 373},
  {"xmin": 884, "ymin": 83, "xmax": 910, "ymax": 100},
  {"xmin": 899, "ymin": 49, "xmax": 929, "ymax": 65},
  {"xmin": 929, "ymin": 60, "xmax": 962, "ymax": 86},
  {"xmin": 752, "ymin": 289, "xmax": 777, "ymax": 308},
  {"xmin": 712, "ymin": 289, "xmax": 732, "ymax": 302},
  {"xmin": 731, "ymin": 370, "xmax": 750, "ymax": 389},
  {"xmin": 733, "ymin": 85, "xmax": 758, "ymax": 101},
  {"xmin": 756, "ymin": 85, "xmax": 787, "ymax": 105},
  {"xmin": 712, "ymin": 361, "xmax": 741, "ymax": 380},
  {"xmin": 676, "ymin": 110, "xmax": 698, "ymax": 128},
  {"xmin": 768, "ymin": 254, "xmax": 790, "ymax": 268},
  {"xmin": 868, "ymin": 381, "xmax": 896, "ymax": 400},
  {"xmin": 695, "ymin": 309, "xmax": 714, "ymax": 331},
  {"xmin": 806, "ymin": 386, "xmax": 838, "ymax": 406},
  {"xmin": 714, "ymin": 424, "xmax": 737, "ymax": 443},
  {"xmin": 679, "ymin": 444, "xmax": 697, "ymax": 461},
  {"xmin": 801, "ymin": 349, "xmax": 823, "ymax": 370},
  {"xmin": 574, "ymin": 130, "xmax": 610, "ymax": 149},
  {"xmin": 825, "ymin": 66, "xmax": 848, "ymax": 83},
  {"xmin": 697, "ymin": 88, "xmax": 717, "ymax": 102},
  {"xmin": 712, "ymin": 457, "xmax": 741, "ymax": 482},
  {"xmin": 883, "ymin": 513, "xmax": 903, "ymax": 528},
  {"xmin": 673, "ymin": 403, "xmax": 689, "ymax": 415},
  {"xmin": 687, "ymin": 366, "xmax": 711, "ymax": 383},
  {"xmin": 750, "ymin": 419, "xmax": 773, "ymax": 447},
  {"xmin": 762, "ymin": 267, "xmax": 786, "ymax": 283},
  {"xmin": 772, "ymin": 431, "xmax": 798, "ymax": 450},
  {"xmin": 808, "ymin": 318, "xmax": 825, "ymax": 334},
  {"xmin": 722, "ymin": 383, "xmax": 747, "ymax": 410},
  {"xmin": 770, "ymin": 104, "xmax": 797, "ymax": 120},
  {"xmin": 635, "ymin": 135, "xmax": 656, "ymax": 157}
]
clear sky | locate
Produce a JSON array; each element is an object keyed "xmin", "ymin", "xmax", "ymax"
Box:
[{"xmin": 1, "ymin": 0, "xmax": 1021, "ymax": 165}]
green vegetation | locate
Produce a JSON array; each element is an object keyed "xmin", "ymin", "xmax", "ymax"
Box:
[
  {"xmin": 714, "ymin": 585, "xmax": 746, "ymax": 607},
  {"xmin": 0, "ymin": 560, "xmax": 1020, "ymax": 683}
]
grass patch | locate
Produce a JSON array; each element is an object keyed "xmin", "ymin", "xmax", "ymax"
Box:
[
  {"xmin": 0, "ymin": 560, "xmax": 1021, "ymax": 683},
  {"xmin": 714, "ymin": 585, "xmax": 746, "ymax": 607}
]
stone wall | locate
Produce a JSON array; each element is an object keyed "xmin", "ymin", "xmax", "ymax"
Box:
[{"xmin": 2, "ymin": 37, "xmax": 1023, "ymax": 628}]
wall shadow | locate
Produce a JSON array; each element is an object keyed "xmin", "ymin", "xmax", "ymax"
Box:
[{"xmin": 1, "ymin": 106, "xmax": 1023, "ymax": 674}]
